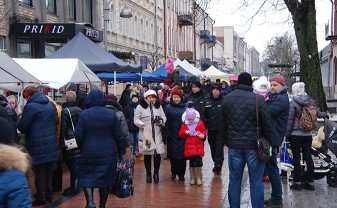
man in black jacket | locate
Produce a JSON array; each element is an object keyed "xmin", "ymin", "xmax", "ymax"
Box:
[
  {"xmin": 221, "ymin": 72, "xmax": 272, "ymax": 208},
  {"xmin": 202, "ymin": 84, "xmax": 224, "ymax": 173},
  {"xmin": 183, "ymin": 81, "xmax": 207, "ymax": 120}
]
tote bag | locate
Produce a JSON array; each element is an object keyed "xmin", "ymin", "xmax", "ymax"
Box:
[{"xmin": 142, "ymin": 128, "xmax": 156, "ymax": 152}]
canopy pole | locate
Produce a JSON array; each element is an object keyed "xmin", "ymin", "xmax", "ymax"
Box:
[
  {"xmin": 140, "ymin": 73, "xmax": 143, "ymax": 84},
  {"xmin": 114, "ymin": 71, "xmax": 117, "ymax": 96}
]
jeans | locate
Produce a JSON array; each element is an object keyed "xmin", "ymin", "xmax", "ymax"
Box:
[
  {"xmin": 290, "ymin": 135, "xmax": 314, "ymax": 183},
  {"xmin": 129, "ymin": 131, "xmax": 139, "ymax": 155},
  {"xmin": 264, "ymin": 147, "xmax": 283, "ymax": 203},
  {"xmin": 228, "ymin": 148, "xmax": 265, "ymax": 208}
]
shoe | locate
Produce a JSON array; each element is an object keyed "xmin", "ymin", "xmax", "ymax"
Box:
[
  {"xmin": 153, "ymin": 173, "xmax": 159, "ymax": 183},
  {"xmin": 280, "ymin": 171, "xmax": 287, "ymax": 179},
  {"xmin": 46, "ymin": 196, "xmax": 53, "ymax": 203},
  {"xmin": 32, "ymin": 199, "xmax": 46, "ymax": 206},
  {"xmin": 171, "ymin": 174, "xmax": 176, "ymax": 180},
  {"xmin": 262, "ymin": 176, "xmax": 270, "ymax": 182},
  {"xmin": 146, "ymin": 173, "xmax": 152, "ymax": 183},
  {"xmin": 303, "ymin": 182, "xmax": 315, "ymax": 191},
  {"xmin": 290, "ymin": 183, "xmax": 302, "ymax": 190},
  {"xmin": 264, "ymin": 198, "xmax": 283, "ymax": 207},
  {"xmin": 178, "ymin": 175, "xmax": 185, "ymax": 181},
  {"xmin": 212, "ymin": 164, "xmax": 222, "ymax": 173},
  {"xmin": 164, "ymin": 156, "xmax": 169, "ymax": 160},
  {"xmin": 139, "ymin": 154, "xmax": 144, "ymax": 161},
  {"xmin": 62, "ymin": 188, "xmax": 80, "ymax": 196}
]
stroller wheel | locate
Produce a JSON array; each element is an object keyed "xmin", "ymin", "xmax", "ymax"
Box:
[{"xmin": 327, "ymin": 171, "xmax": 337, "ymax": 187}]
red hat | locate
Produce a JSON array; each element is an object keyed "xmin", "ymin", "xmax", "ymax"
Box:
[
  {"xmin": 164, "ymin": 79, "xmax": 173, "ymax": 86},
  {"xmin": 106, "ymin": 94, "xmax": 117, "ymax": 101},
  {"xmin": 171, "ymin": 89, "xmax": 184, "ymax": 100},
  {"xmin": 270, "ymin": 75, "xmax": 286, "ymax": 86}
]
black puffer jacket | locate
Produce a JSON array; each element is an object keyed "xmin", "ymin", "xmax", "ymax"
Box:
[
  {"xmin": 123, "ymin": 101, "xmax": 139, "ymax": 132},
  {"xmin": 183, "ymin": 90, "xmax": 207, "ymax": 119},
  {"xmin": 221, "ymin": 85, "xmax": 272, "ymax": 149},
  {"xmin": 202, "ymin": 94, "xmax": 224, "ymax": 131},
  {"xmin": 60, "ymin": 102, "xmax": 82, "ymax": 159},
  {"xmin": 164, "ymin": 101, "xmax": 186, "ymax": 160}
]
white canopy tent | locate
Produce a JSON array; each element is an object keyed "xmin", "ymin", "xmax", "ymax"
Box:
[
  {"xmin": 204, "ymin": 65, "xmax": 230, "ymax": 83},
  {"xmin": 174, "ymin": 59, "xmax": 205, "ymax": 77},
  {"xmin": 182, "ymin": 59, "xmax": 206, "ymax": 77},
  {"xmin": 0, "ymin": 52, "xmax": 41, "ymax": 92},
  {"xmin": 13, "ymin": 58, "xmax": 101, "ymax": 89}
]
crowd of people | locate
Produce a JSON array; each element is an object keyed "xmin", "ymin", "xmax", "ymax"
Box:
[{"xmin": 0, "ymin": 68, "xmax": 327, "ymax": 207}]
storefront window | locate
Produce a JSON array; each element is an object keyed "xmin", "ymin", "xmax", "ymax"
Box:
[
  {"xmin": 17, "ymin": 42, "xmax": 32, "ymax": 58},
  {"xmin": 83, "ymin": 0, "xmax": 92, "ymax": 24},
  {"xmin": 46, "ymin": 0, "xmax": 56, "ymax": 14},
  {"xmin": 0, "ymin": 37, "xmax": 4, "ymax": 50},
  {"xmin": 45, "ymin": 44, "xmax": 58, "ymax": 57},
  {"xmin": 68, "ymin": 0, "xmax": 76, "ymax": 20},
  {"xmin": 19, "ymin": 0, "xmax": 32, "ymax": 6}
]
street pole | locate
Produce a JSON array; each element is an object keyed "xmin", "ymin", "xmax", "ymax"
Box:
[{"xmin": 154, "ymin": 0, "xmax": 158, "ymax": 70}]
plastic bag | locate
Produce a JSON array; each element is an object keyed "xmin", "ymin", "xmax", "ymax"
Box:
[
  {"xmin": 280, "ymin": 141, "xmax": 294, "ymax": 171},
  {"xmin": 142, "ymin": 128, "xmax": 156, "ymax": 152}
]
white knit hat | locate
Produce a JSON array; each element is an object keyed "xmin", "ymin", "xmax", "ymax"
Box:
[
  {"xmin": 292, "ymin": 82, "xmax": 305, "ymax": 95},
  {"xmin": 144, "ymin": 90, "xmax": 157, "ymax": 98}
]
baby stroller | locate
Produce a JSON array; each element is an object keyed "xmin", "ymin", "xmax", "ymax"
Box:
[{"xmin": 309, "ymin": 118, "xmax": 337, "ymax": 187}]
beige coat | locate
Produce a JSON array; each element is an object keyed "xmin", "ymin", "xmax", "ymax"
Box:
[{"xmin": 134, "ymin": 98, "xmax": 167, "ymax": 155}]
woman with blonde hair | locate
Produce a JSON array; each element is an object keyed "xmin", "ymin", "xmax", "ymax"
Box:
[{"xmin": 7, "ymin": 95, "xmax": 22, "ymax": 115}]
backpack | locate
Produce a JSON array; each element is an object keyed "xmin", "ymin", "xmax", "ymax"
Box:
[
  {"xmin": 298, "ymin": 104, "xmax": 318, "ymax": 132},
  {"xmin": 112, "ymin": 166, "xmax": 132, "ymax": 198}
]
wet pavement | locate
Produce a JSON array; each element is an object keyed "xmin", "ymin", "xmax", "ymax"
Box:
[{"xmin": 37, "ymin": 141, "xmax": 337, "ymax": 208}]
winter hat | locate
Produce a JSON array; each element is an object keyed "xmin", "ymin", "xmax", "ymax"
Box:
[
  {"xmin": 164, "ymin": 79, "xmax": 172, "ymax": 86},
  {"xmin": 144, "ymin": 90, "xmax": 157, "ymax": 98},
  {"xmin": 185, "ymin": 107, "xmax": 196, "ymax": 120},
  {"xmin": 0, "ymin": 95, "xmax": 8, "ymax": 107},
  {"xmin": 253, "ymin": 76, "xmax": 270, "ymax": 90},
  {"xmin": 292, "ymin": 82, "xmax": 305, "ymax": 95},
  {"xmin": 130, "ymin": 91, "xmax": 139, "ymax": 99},
  {"xmin": 165, "ymin": 58, "xmax": 174, "ymax": 74},
  {"xmin": 171, "ymin": 89, "xmax": 184, "ymax": 100},
  {"xmin": 192, "ymin": 81, "xmax": 201, "ymax": 88},
  {"xmin": 211, "ymin": 84, "xmax": 221, "ymax": 91},
  {"xmin": 270, "ymin": 75, "xmax": 286, "ymax": 86},
  {"xmin": 106, "ymin": 94, "xmax": 117, "ymax": 101},
  {"xmin": 238, "ymin": 72, "xmax": 252, "ymax": 86}
]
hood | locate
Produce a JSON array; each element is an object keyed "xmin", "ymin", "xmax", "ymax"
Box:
[
  {"xmin": 181, "ymin": 110, "xmax": 200, "ymax": 124},
  {"xmin": 292, "ymin": 94, "xmax": 312, "ymax": 106},
  {"xmin": 105, "ymin": 99, "xmax": 122, "ymax": 111},
  {"xmin": 27, "ymin": 92, "xmax": 49, "ymax": 105},
  {"xmin": 85, "ymin": 89, "xmax": 105, "ymax": 108},
  {"xmin": 0, "ymin": 144, "xmax": 29, "ymax": 173},
  {"xmin": 210, "ymin": 93, "xmax": 223, "ymax": 101}
]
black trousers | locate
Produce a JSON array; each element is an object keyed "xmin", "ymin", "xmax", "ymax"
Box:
[
  {"xmin": 170, "ymin": 158, "xmax": 186, "ymax": 177},
  {"xmin": 34, "ymin": 162, "xmax": 54, "ymax": 201},
  {"xmin": 189, "ymin": 156, "xmax": 203, "ymax": 167},
  {"xmin": 64, "ymin": 158, "xmax": 79, "ymax": 189},
  {"xmin": 208, "ymin": 130, "xmax": 224, "ymax": 166},
  {"xmin": 52, "ymin": 159, "xmax": 63, "ymax": 192},
  {"xmin": 290, "ymin": 135, "xmax": 314, "ymax": 183}
]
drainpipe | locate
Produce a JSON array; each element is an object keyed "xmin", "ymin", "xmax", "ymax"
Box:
[
  {"xmin": 212, "ymin": 20, "xmax": 215, "ymax": 62},
  {"xmin": 328, "ymin": 0, "xmax": 333, "ymax": 98},
  {"xmin": 193, "ymin": 2, "xmax": 196, "ymax": 62},
  {"xmin": 163, "ymin": 0, "xmax": 167, "ymax": 59}
]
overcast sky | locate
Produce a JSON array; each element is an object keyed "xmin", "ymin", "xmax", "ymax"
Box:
[{"xmin": 208, "ymin": 0, "xmax": 332, "ymax": 56}]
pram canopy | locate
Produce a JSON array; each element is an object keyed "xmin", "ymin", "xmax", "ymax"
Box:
[{"xmin": 323, "ymin": 119, "xmax": 337, "ymax": 156}]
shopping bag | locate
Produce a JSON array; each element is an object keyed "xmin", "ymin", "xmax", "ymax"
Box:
[
  {"xmin": 279, "ymin": 141, "xmax": 294, "ymax": 171},
  {"xmin": 142, "ymin": 128, "xmax": 156, "ymax": 152}
]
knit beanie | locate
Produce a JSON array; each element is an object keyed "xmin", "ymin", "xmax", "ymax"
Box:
[
  {"xmin": 171, "ymin": 89, "xmax": 184, "ymax": 100},
  {"xmin": 144, "ymin": 90, "xmax": 157, "ymax": 98},
  {"xmin": 292, "ymin": 82, "xmax": 305, "ymax": 95},
  {"xmin": 238, "ymin": 72, "xmax": 252, "ymax": 86},
  {"xmin": 165, "ymin": 58, "xmax": 174, "ymax": 74},
  {"xmin": 164, "ymin": 79, "xmax": 172, "ymax": 86},
  {"xmin": 211, "ymin": 84, "xmax": 221, "ymax": 91},
  {"xmin": 130, "ymin": 92, "xmax": 139, "ymax": 99},
  {"xmin": 270, "ymin": 75, "xmax": 286, "ymax": 86},
  {"xmin": 192, "ymin": 81, "xmax": 201, "ymax": 88},
  {"xmin": 106, "ymin": 94, "xmax": 117, "ymax": 101},
  {"xmin": 185, "ymin": 107, "xmax": 196, "ymax": 120}
]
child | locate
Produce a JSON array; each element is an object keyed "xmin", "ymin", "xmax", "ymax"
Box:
[
  {"xmin": 165, "ymin": 58, "xmax": 180, "ymax": 89},
  {"xmin": 252, "ymin": 76, "xmax": 270, "ymax": 101},
  {"xmin": 179, "ymin": 107, "xmax": 207, "ymax": 185},
  {"xmin": 7, "ymin": 95, "xmax": 22, "ymax": 115}
]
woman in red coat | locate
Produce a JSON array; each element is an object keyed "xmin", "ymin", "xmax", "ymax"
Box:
[{"xmin": 178, "ymin": 107, "xmax": 206, "ymax": 186}]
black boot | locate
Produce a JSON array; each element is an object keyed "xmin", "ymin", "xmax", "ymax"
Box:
[
  {"xmin": 99, "ymin": 188, "xmax": 109, "ymax": 208},
  {"xmin": 153, "ymin": 155, "xmax": 161, "ymax": 183},
  {"xmin": 144, "ymin": 155, "xmax": 152, "ymax": 183},
  {"xmin": 83, "ymin": 188, "xmax": 96, "ymax": 208}
]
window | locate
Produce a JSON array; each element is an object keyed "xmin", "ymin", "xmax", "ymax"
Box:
[
  {"xmin": 110, "ymin": 5, "xmax": 115, "ymax": 32},
  {"xmin": 45, "ymin": 44, "xmax": 58, "ymax": 57},
  {"xmin": 17, "ymin": 42, "xmax": 33, "ymax": 58},
  {"xmin": 19, "ymin": 0, "xmax": 32, "ymax": 6},
  {"xmin": 83, "ymin": 0, "xmax": 93, "ymax": 23},
  {"xmin": 68, "ymin": 0, "xmax": 76, "ymax": 20},
  {"xmin": 0, "ymin": 37, "xmax": 4, "ymax": 50},
  {"xmin": 134, "ymin": 16, "xmax": 138, "ymax": 39},
  {"xmin": 46, "ymin": 0, "xmax": 56, "ymax": 13}
]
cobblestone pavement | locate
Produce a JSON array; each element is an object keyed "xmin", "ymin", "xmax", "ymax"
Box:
[{"xmin": 37, "ymin": 141, "xmax": 337, "ymax": 208}]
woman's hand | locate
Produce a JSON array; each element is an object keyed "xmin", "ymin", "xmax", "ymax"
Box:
[{"xmin": 140, "ymin": 124, "xmax": 145, "ymax": 130}]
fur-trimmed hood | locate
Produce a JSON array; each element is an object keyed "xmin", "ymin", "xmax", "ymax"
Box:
[
  {"xmin": 139, "ymin": 97, "xmax": 161, "ymax": 109},
  {"xmin": 0, "ymin": 144, "xmax": 29, "ymax": 173},
  {"xmin": 181, "ymin": 110, "xmax": 200, "ymax": 124}
]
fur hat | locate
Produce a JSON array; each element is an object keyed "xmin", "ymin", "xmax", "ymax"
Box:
[
  {"xmin": 270, "ymin": 75, "xmax": 286, "ymax": 86},
  {"xmin": 165, "ymin": 58, "xmax": 174, "ymax": 74},
  {"xmin": 185, "ymin": 107, "xmax": 196, "ymax": 120},
  {"xmin": 0, "ymin": 95, "xmax": 8, "ymax": 107},
  {"xmin": 312, "ymin": 126, "xmax": 325, "ymax": 148},
  {"xmin": 144, "ymin": 90, "xmax": 157, "ymax": 98},
  {"xmin": 253, "ymin": 76, "xmax": 270, "ymax": 90},
  {"xmin": 171, "ymin": 89, "xmax": 183, "ymax": 100},
  {"xmin": 238, "ymin": 72, "xmax": 252, "ymax": 86},
  {"xmin": 211, "ymin": 84, "xmax": 221, "ymax": 91},
  {"xmin": 292, "ymin": 82, "xmax": 305, "ymax": 95}
]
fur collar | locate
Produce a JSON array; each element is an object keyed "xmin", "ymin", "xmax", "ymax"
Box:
[
  {"xmin": 0, "ymin": 144, "xmax": 29, "ymax": 173},
  {"xmin": 139, "ymin": 97, "xmax": 161, "ymax": 109}
]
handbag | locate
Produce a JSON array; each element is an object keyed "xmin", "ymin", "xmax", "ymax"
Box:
[
  {"xmin": 64, "ymin": 108, "xmax": 78, "ymax": 150},
  {"xmin": 142, "ymin": 127, "xmax": 156, "ymax": 152},
  {"xmin": 280, "ymin": 141, "xmax": 294, "ymax": 171},
  {"xmin": 256, "ymin": 94, "xmax": 271, "ymax": 162}
]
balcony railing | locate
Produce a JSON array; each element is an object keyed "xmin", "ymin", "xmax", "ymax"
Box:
[
  {"xmin": 207, "ymin": 35, "xmax": 217, "ymax": 47},
  {"xmin": 200, "ymin": 58, "xmax": 211, "ymax": 70},
  {"xmin": 200, "ymin": 30, "xmax": 211, "ymax": 40}
]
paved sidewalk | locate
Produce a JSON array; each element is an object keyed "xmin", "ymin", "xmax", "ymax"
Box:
[{"xmin": 36, "ymin": 141, "xmax": 337, "ymax": 208}]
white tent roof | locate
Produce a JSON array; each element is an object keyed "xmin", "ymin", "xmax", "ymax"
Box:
[
  {"xmin": 13, "ymin": 58, "xmax": 101, "ymax": 89},
  {"xmin": 204, "ymin": 65, "xmax": 229, "ymax": 83},
  {"xmin": 0, "ymin": 52, "xmax": 41, "ymax": 84},
  {"xmin": 174, "ymin": 59, "xmax": 204, "ymax": 77}
]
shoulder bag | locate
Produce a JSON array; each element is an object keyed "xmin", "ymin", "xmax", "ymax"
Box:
[
  {"xmin": 256, "ymin": 94, "xmax": 271, "ymax": 162},
  {"xmin": 64, "ymin": 108, "xmax": 78, "ymax": 150}
]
